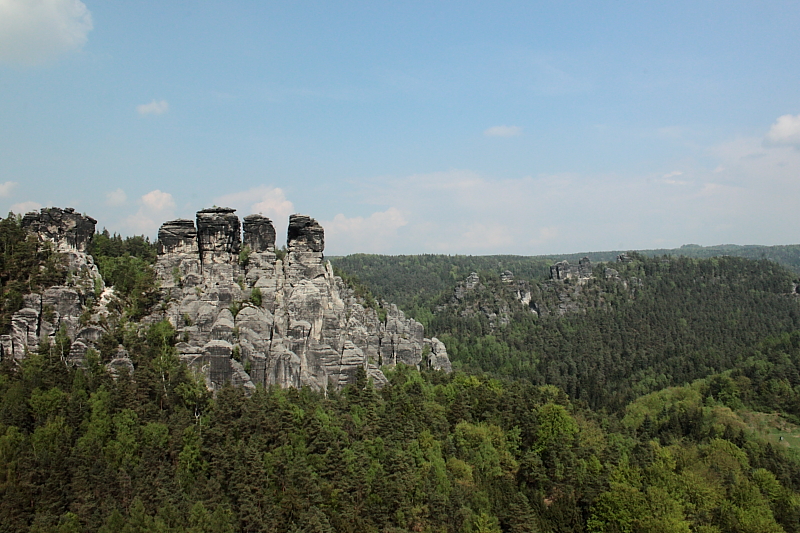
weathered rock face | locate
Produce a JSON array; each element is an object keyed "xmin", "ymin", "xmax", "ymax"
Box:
[
  {"xmin": 151, "ymin": 209, "xmax": 450, "ymax": 394},
  {"xmin": 286, "ymin": 214, "xmax": 326, "ymax": 280},
  {"xmin": 21, "ymin": 207, "xmax": 96, "ymax": 253},
  {"xmin": 425, "ymin": 337, "xmax": 452, "ymax": 373},
  {"xmin": 243, "ymin": 215, "xmax": 276, "ymax": 253},
  {"xmin": 197, "ymin": 207, "xmax": 240, "ymax": 264},
  {"xmin": 1, "ymin": 208, "xmax": 105, "ymax": 361},
  {"xmin": 287, "ymin": 215, "xmax": 324, "ymax": 252},
  {"xmin": 158, "ymin": 219, "xmax": 198, "ymax": 255}
]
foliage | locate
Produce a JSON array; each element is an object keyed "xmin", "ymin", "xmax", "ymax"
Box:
[
  {"xmin": 330, "ymin": 254, "xmax": 554, "ymax": 310},
  {"xmin": 89, "ymin": 230, "xmax": 157, "ymax": 264},
  {"xmin": 90, "ymin": 229, "xmax": 159, "ymax": 319},
  {"xmin": 332, "ymin": 265, "xmax": 387, "ymax": 320},
  {"xmin": 3, "ymin": 215, "xmax": 800, "ymax": 531},
  {"xmin": 249, "ymin": 288, "xmax": 262, "ymax": 307},
  {"xmin": 238, "ymin": 246, "xmax": 251, "ymax": 267}
]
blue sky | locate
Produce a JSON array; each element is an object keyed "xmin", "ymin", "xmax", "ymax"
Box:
[{"xmin": 2, "ymin": 1, "xmax": 800, "ymax": 255}]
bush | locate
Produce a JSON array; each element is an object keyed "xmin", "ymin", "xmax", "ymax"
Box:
[{"xmin": 250, "ymin": 287, "xmax": 262, "ymax": 307}]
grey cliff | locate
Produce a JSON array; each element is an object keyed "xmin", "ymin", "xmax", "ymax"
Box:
[{"xmin": 152, "ymin": 210, "xmax": 450, "ymax": 392}]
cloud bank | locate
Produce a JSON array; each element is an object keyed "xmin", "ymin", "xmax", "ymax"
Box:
[
  {"xmin": 320, "ymin": 126, "xmax": 800, "ymax": 255},
  {"xmin": 105, "ymin": 188, "xmax": 127, "ymax": 206},
  {"xmin": 323, "ymin": 208, "xmax": 408, "ymax": 254},
  {"xmin": 11, "ymin": 201, "xmax": 42, "ymax": 214},
  {"xmin": 0, "ymin": 181, "xmax": 17, "ymax": 198},
  {"xmin": 0, "ymin": 0, "xmax": 93, "ymax": 65}
]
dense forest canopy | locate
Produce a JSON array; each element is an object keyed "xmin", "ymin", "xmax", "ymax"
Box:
[{"xmin": 1, "ymin": 326, "xmax": 800, "ymax": 532}]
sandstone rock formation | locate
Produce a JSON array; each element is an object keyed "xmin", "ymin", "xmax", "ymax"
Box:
[
  {"xmin": 152, "ymin": 210, "xmax": 450, "ymax": 393},
  {"xmin": 22, "ymin": 207, "xmax": 96, "ymax": 254},
  {"xmin": 243, "ymin": 214, "xmax": 276, "ymax": 253},
  {"xmin": 1, "ymin": 208, "xmax": 105, "ymax": 362},
  {"xmin": 2, "ymin": 206, "xmax": 450, "ymax": 392}
]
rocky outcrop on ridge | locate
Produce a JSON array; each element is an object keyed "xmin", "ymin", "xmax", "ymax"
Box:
[
  {"xmin": 550, "ymin": 257, "xmax": 593, "ymax": 282},
  {"xmin": 152, "ymin": 209, "xmax": 450, "ymax": 393},
  {"xmin": 0, "ymin": 208, "xmax": 109, "ymax": 364}
]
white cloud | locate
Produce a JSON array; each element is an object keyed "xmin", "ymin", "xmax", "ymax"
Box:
[
  {"xmin": 0, "ymin": 0, "xmax": 92, "ymax": 65},
  {"xmin": 105, "ymin": 188, "xmax": 126, "ymax": 206},
  {"xmin": 459, "ymin": 222, "xmax": 515, "ymax": 249},
  {"xmin": 11, "ymin": 201, "xmax": 41, "ymax": 214},
  {"xmin": 214, "ymin": 186, "xmax": 295, "ymax": 245},
  {"xmin": 324, "ymin": 208, "xmax": 408, "ymax": 254},
  {"xmin": 124, "ymin": 190, "xmax": 176, "ymax": 235},
  {"xmin": 0, "ymin": 181, "xmax": 17, "ymax": 198},
  {"xmin": 137, "ymin": 100, "xmax": 169, "ymax": 116},
  {"xmin": 765, "ymin": 113, "xmax": 800, "ymax": 148},
  {"xmin": 484, "ymin": 125, "xmax": 522, "ymax": 137},
  {"xmin": 141, "ymin": 189, "xmax": 175, "ymax": 211}
]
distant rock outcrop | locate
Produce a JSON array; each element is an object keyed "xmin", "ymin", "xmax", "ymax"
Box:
[{"xmin": 550, "ymin": 257, "xmax": 593, "ymax": 282}]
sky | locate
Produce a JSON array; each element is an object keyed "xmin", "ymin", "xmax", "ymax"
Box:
[{"xmin": 1, "ymin": 0, "xmax": 800, "ymax": 256}]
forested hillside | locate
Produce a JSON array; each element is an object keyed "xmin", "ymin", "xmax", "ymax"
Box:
[
  {"xmin": 2, "ymin": 325, "xmax": 800, "ymax": 532},
  {"xmin": 334, "ymin": 253, "xmax": 800, "ymax": 411},
  {"xmin": 330, "ymin": 254, "xmax": 554, "ymax": 310},
  {"xmin": 329, "ymin": 243, "xmax": 800, "ymax": 310}
]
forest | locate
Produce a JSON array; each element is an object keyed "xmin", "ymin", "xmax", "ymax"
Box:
[{"xmin": 1, "ymin": 213, "xmax": 800, "ymax": 532}]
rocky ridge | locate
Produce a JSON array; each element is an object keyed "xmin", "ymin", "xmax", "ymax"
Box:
[{"xmin": 1, "ymin": 206, "xmax": 451, "ymax": 394}]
